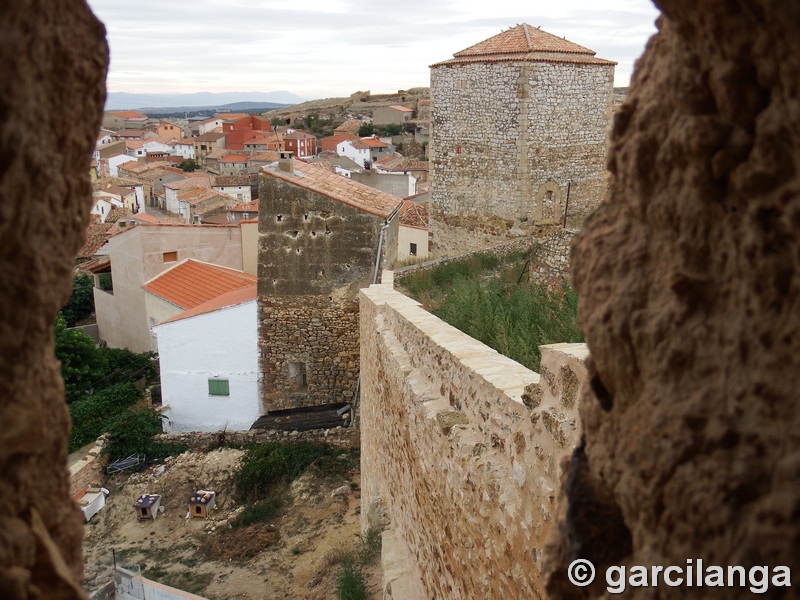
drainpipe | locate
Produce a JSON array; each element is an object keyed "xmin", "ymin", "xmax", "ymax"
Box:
[
  {"xmin": 372, "ymin": 201, "xmax": 404, "ymax": 285},
  {"xmin": 562, "ymin": 181, "xmax": 572, "ymax": 228}
]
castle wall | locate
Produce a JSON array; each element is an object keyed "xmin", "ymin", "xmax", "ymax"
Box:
[
  {"xmin": 430, "ymin": 60, "xmax": 613, "ymax": 256},
  {"xmin": 359, "ymin": 283, "xmax": 588, "ymax": 599}
]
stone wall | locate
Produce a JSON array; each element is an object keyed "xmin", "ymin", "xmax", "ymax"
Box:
[
  {"xmin": 529, "ymin": 229, "xmax": 577, "ymax": 289},
  {"xmin": 0, "ymin": 1, "xmax": 108, "ymax": 598},
  {"xmin": 156, "ymin": 426, "xmax": 358, "ymax": 450},
  {"xmin": 360, "ymin": 283, "xmax": 588, "ymax": 599},
  {"xmin": 430, "ymin": 60, "xmax": 613, "ymax": 256},
  {"xmin": 544, "ymin": 2, "xmax": 800, "ymax": 598},
  {"xmin": 69, "ymin": 438, "xmax": 108, "ymax": 497},
  {"xmin": 394, "ymin": 227, "xmax": 574, "ymax": 291},
  {"xmin": 257, "ymin": 172, "xmax": 394, "ymax": 410}
]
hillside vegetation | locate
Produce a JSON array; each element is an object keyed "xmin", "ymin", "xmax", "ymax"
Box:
[{"xmin": 398, "ymin": 249, "xmax": 583, "ymax": 371}]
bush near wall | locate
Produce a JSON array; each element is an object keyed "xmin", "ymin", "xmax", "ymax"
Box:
[{"xmin": 400, "ymin": 250, "xmax": 582, "ymax": 371}]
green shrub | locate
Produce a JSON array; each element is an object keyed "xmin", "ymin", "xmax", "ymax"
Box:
[
  {"xmin": 336, "ymin": 558, "xmax": 368, "ymax": 600},
  {"xmin": 68, "ymin": 382, "xmax": 142, "ymax": 452},
  {"xmin": 61, "ymin": 274, "xmax": 95, "ymax": 326},
  {"xmin": 234, "ymin": 442, "xmax": 332, "ymax": 503},
  {"xmin": 231, "ymin": 496, "xmax": 284, "ymax": 527},
  {"xmin": 105, "ymin": 407, "xmax": 164, "ymax": 460}
]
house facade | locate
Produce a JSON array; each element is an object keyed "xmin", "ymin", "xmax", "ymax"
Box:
[
  {"xmin": 257, "ymin": 158, "xmax": 401, "ymax": 412},
  {"xmin": 373, "ymin": 105, "xmax": 414, "ymax": 126},
  {"xmin": 283, "ymin": 130, "xmax": 317, "ymax": 158},
  {"xmin": 429, "ymin": 23, "xmax": 615, "ymax": 255},
  {"xmin": 92, "ymin": 223, "xmax": 244, "ymax": 352},
  {"xmin": 153, "ymin": 286, "xmax": 260, "ymax": 432}
]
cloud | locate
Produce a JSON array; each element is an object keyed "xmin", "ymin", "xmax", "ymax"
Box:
[{"xmin": 88, "ymin": 0, "xmax": 660, "ymax": 96}]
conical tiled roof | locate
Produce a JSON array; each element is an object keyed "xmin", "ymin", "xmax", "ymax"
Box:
[
  {"xmin": 430, "ymin": 24, "xmax": 616, "ymax": 67},
  {"xmin": 455, "ymin": 24, "xmax": 595, "ymax": 57}
]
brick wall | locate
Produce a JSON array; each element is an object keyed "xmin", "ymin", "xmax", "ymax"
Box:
[{"xmin": 359, "ymin": 283, "xmax": 588, "ymax": 598}]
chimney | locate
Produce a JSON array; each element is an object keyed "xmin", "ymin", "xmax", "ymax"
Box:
[{"xmin": 278, "ymin": 151, "xmax": 294, "ymax": 174}]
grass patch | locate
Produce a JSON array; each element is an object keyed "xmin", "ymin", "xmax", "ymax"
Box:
[
  {"xmin": 234, "ymin": 442, "xmax": 352, "ymax": 503},
  {"xmin": 333, "ymin": 526, "xmax": 383, "ymax": 600},
  {"xmin": 143, "ymin": 567, "xmax": 214, "ymax": 595},
  {"xmin": 231, "ymin": 495, "xmax": 285, "ymax": 527},
  {"xmin": 400, "ymin": 248, "xmax": 582, "ymax": 371}
]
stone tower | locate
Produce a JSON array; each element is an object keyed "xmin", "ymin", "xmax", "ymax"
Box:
[{"xmin": 429, "ymin": 24, "xmax": 615, "ymax": 255}]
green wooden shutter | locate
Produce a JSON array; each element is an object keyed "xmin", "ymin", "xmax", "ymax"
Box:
[{"xmin": 208, "ymin": 379, "xmax": 229, "ymax": 396}]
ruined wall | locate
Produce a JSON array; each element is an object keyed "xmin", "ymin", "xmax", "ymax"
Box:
[
  {"xmin": 430, "ymin": 60, "xmax": 613, "ymax": 256},
  {"xmin": 544, "ymin": 2, "xmax": 800, "ymax": 598},
  {"xmin": 0, "ymin": 1, "xmax": 108, "ymax": 597},
  {"xmin": 257, "ymin": 175, "xmax": 392, "ymax": 410},
  {"xmin": 360, "ymin": 284, "xmax": 588, "ymax": 599},
  {"xmin": 156, "ymin": 426, "xmax": 357, "ymax": 449},
  {"xmin": 529, "ymin": 229, "xmax": 576, "ymax": 289}
]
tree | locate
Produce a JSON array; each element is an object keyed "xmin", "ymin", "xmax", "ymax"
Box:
[
  {"xmin": 61, "ymin": 273, "xmax": 95, "ymax": 326},
  {"xmin": 54, "ymin": 313, "xmax": 107, "ymax": 401},
  {"xmin": 358, "ymin": 122, "xmax": 374, "ymax": 137},
  {"xmin": 380, "ymin": 123, "xmax": 402, "ymax": 136},
  {"xmin": 179, "ymin": 159, "xmax": 199, "ymax": 172}
]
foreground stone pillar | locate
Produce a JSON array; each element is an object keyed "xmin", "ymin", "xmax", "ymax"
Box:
[
  {"xmin": 0, "ymin": 1, "xmax": 107, "ymax": 597},
  {"xmin": 545, "ymin": 1, "xmax": 800, "ymax": 598}
]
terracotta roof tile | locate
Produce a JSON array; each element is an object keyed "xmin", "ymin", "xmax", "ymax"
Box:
[
  {"xmin": 142, "ymin": 259, "xmax": 256, "ymax": 310},
  {"xmin": 398, "ymin": 200, "xmax": 428, "ymax": 230},
  {"xmin": 284, "ymin": 130, "xmax": 316, "ymax": 140},
  {"xmin": 76, "ymin": 223, "xmax": 113, "ymax": 259},
  {"xmin": 105, "ymin": 207, "xmax": 132, "ymax": 223},
  {"xmin": 360, "ymin": 137, "xmax": 387, "ymax": 148},
  {"xmin": 321, "ymin": 133, "xmax": 357, "ymax": 152},
  {"xmin": 92, "ymin": 177, "xmax": 141, "ymax": 190},
  {"xmin": 213, "ymin": 175, "xmax": 251, "ymax": 186},
  {"xmin": 248, "ymin": 151, "xmax": 280, "ymax": 162},
  {"xmin": 431, "ymin": 24, "xmax": 616, "ymax": 67},
  {"xmin": 130, "ymin": 213, "xmax": 160, "ymax": 224},
  {"xmin": 263, "ymin": 159, "xmax": 402, "ymax": 219},
  {"xmin": 387, "ymin": 105, "xmax": 413, "ymax": 112},
  {"xmin": 334, "ymin": 119, "xmax": 365, "ymax": 135},
  {"xmin": 205, "ymin": 149, "xmax": 230, "ymax": 160},
  {"xmin": 157, "ymin": 285, "xmax": 257, "ymax": 325},
  {"xmin": 220, "ymin": 154, "xmax": 249, "ymax": 164}
]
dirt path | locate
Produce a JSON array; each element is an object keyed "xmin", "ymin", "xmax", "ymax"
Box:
[{"xmin": 82, "ymin": 448, "xmax": 380, "ymax": 599}]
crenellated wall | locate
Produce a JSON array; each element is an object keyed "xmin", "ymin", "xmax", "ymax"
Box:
[{"xmin": 359, "ymin": 283, "xmax": 588, "ymax": 599}]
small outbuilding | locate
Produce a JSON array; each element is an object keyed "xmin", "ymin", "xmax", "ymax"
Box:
[
  {"xmin": 188, "ymin": 490, "xmax": 216, "ymax": 519},
  {"xmin": 133, "ymin": 494, "xmax": 162, "ymax": 520}
]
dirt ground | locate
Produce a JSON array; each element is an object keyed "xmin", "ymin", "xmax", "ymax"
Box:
[{"xmin": 82, "ymin": 447, "xmax": 381, "ymax": 599}]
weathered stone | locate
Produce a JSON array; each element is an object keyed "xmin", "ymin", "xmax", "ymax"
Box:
[
  {"xmin": 0, "ymin": 1, "xmax": 108, "ymax": 597},
  {"xmin": 545, "ymin": 2, "xmax": 800, "ymax": 598}
]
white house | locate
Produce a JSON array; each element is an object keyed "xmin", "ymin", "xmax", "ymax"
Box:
[
  {"xmin": 396, "ymin": 200, "xmax": 430, "ymax": 261},
  {"xmin": 169, "ymin": 139, "xmax": 195, "ymax": 160},
  {"xmin": 336, "ymin": 138, "xmax": 371, "ymax": 168},
  {"xmin": 152, "ymin": 285, "xmax": 260, "ymax": 432},
  {"xmin": 107, "ymin": 153, "xmax": 138, "ymax": 177},
  {"xmin": 213, "ymin": 175, "xmax": 252, "ymax": 203},
  {"xmin": 90, "ymin": 195, "xmax": 118, "ymax": 223}
]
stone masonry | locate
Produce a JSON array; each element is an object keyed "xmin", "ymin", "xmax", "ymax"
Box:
[
  {"xmin": 429, "ymin": 24, "xmax": 615, "ymax": 256},
  {"xmin": 360, "ymin": 283, "xmax": 588, "ymax": 599},
  {"xmin": 258, "ymin": 159, "xmax": 401, "ymax": 411}
]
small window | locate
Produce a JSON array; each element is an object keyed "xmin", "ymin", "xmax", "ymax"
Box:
[
  {"xmin": 163, "ymin": 251, "xmax": 178, "ymax": 262},
  {"xmin": 208, "ymin": 379, "xmax": 230, "ymax": 396},
  {"xmin": 288, "ymin": 362, "xmax": 308, "ymax": 392},
  {"xmin": 410, "ymin": 243, "xmax": 418, "ymax": 256}
]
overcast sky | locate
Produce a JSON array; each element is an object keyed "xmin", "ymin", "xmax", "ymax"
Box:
[{"xmin": 85, "ymin": 0, "xmax": 661, "ymax": 100}]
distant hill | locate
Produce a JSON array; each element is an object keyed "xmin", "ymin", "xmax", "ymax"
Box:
[
  {"xmin": 105, "ymin": 91, "xmax": 308, "ymax": 111},
  {"xmin": 135, "ymin": 102, "xmax": 295, "ymax": 119}
]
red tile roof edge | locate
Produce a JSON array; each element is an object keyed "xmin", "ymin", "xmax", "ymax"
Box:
[{"xmin": 156, "ymin": 285, "xmax": 257, "ymax": 325}]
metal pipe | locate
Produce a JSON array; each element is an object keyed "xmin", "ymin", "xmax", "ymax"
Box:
[
  {"xmin": 562, "ymin": 181, "xmax": 571, "ymax": 228},
  {"xmin": 372, "ymin": 201, "xmax": 404, "ymax": 285}
]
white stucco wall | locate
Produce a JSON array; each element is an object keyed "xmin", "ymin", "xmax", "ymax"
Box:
[
  {"xmin": 213, "ymin": 185, "xmax": 251, "ymax": 203},
  {"xmin": 153, "ymin": 300, "xmax": 260, "ymax": 432},
  {"xmin": 337, "ymin": 141, "xmax": 370, "ymax": 167},
  {"xmin": 108, "ymin": 154, "xmax": 138, "ymax": 177}
]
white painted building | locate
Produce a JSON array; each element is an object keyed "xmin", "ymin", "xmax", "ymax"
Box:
[
  {"xmin": 152, "ymin": 286, "xmax": 260, "ymax": 432},
  {"xmin": 336, "ymin": 139, "xmax": 371, "ymax": 168},
  {"xmin": 108, "ymin": 154, "xmax": 138, "ymax": 177},
  {"xmin": 169, "ymin": 140, "xmax": 195, "ymax": 160}
]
